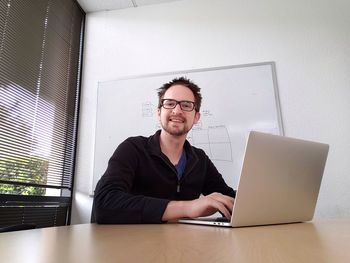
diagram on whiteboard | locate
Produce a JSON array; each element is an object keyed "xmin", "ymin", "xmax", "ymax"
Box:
[
  {"xmin": 142, "ymin": 102, "xmax": 156, "ymax": 117},
  {"xmin": 188, "ymin": 124, "xmax": 233, "ymax": 162}
]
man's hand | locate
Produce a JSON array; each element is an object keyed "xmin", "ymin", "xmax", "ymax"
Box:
[
  {"xmin": 162, "ymin": 193, "xmax": 234, "ymax": 221},
  {"xmin": 185, "ymin": 192, "xmax": 234, "ymax": 219}
]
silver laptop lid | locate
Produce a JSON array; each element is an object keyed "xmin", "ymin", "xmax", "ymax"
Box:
[{"xmin": 231, "ymin": 131, "xmax": 329, "ymax": 227}]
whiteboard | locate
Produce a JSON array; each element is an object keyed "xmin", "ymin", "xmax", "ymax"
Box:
[{"xmin": 91, "ymin": 62, "xmax": 284, "ymax": 195}]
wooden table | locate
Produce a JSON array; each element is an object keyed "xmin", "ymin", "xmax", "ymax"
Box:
[{"xmin": 0, "ymin": 220, "xmax": 349, "ymax": 263}]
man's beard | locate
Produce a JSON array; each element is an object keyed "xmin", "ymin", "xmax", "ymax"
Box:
[{"xmin": 160, "ymin": 119, "xmax": 191, "ymax": 137}]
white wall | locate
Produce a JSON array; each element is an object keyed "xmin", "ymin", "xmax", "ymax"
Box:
[{"xmin": 72, "ymin": 0, "xmax": 350, "ymax": 224}]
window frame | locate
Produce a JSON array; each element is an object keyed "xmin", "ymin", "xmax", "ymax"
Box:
[{"xmin": 0, "ymin": 0, "xmax": 85, "ymax": 228}]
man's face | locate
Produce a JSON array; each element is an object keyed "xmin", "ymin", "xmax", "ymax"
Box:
[{"xmin": 158, "ymin": 84, "xmax": 200, "ymax": 137}]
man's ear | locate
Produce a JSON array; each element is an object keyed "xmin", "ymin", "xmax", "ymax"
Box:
[{"xmin": 194, "ymin": 111, "xmax": 200, "ymax": 124}]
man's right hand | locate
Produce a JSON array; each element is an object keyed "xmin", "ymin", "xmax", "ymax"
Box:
[{"xmin": 162, "ymin": 193, "xmax": 234, "ymax": 221}]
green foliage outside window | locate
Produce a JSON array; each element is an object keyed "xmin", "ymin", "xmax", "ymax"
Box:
[{"xmin": 0, "ymin": 156, "xmax": 48, "ymax": 195}]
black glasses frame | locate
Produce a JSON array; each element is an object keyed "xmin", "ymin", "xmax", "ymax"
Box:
[{"xmin": 160, "ymin": 99, "xmax": 196, "ymax": 112}]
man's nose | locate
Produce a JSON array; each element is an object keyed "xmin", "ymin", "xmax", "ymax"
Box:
[{"xmin": 172, "ymin": 103, "xmax": 183, "ymax": 113}]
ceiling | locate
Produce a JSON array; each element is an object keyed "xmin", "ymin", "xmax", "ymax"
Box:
[{"xmin": 77, "ymin": 0, "xmax": 182, "ymax": 13}]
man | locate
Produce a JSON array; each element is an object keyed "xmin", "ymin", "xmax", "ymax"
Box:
[{"xmin": 92, "ymin": 77, "xmax": 235, "ymax": 224}]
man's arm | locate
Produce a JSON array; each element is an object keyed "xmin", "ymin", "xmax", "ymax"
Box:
[
  {"xmin": 93, "ymin": 181, "xmax": 170, "ymax": 224},
  {"xmin": 162, "ymin": 192, "xmax": 234, "ymax": 221},
  {"xmin": 92, "ymin": 140, "xmax": 170, "ymax": 224}
]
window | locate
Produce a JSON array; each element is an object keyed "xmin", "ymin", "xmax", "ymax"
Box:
[{"xmin": 0, "ymin": 0, "xmax": 84, "ymax": 228}]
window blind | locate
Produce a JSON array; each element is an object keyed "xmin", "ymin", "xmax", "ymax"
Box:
[{"xmin": 0, "ymin": 0, "xmax": 84, "ymax": 227}]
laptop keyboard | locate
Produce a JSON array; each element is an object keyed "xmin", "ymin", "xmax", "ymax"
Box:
[
  {"xmin": 193, "ymin": 216, "xmax": 230, "ymax": 222},
  {"xmin": 214, "ymin": 217, "xmax": 230, "ymax": 222}
]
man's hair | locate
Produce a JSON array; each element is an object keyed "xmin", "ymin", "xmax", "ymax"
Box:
[{"xmin": 157, "ymin": 77, "xmax": 202, "ymax": 112}]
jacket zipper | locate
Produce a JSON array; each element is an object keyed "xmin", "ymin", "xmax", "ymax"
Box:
[
  {"xmin": 159, "ymin": 155, "xmax": 181, "ymax": 194},
  {"xmin": 177, "ymin": 181, "xmax": 180, "ymax": 193}
]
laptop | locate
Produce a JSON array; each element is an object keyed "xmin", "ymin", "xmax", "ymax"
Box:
[{"xmin": 178, "ymin": 131, "xmax": 329, "ymax": 227}]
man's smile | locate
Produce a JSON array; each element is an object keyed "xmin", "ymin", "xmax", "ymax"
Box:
[{"xmin": 169, "ymin": 116, "xmax": 185, "ymax": 123}]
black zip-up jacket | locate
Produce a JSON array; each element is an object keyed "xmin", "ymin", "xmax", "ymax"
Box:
[{"xmin": 92, "ymin": 130, "xmax": 235, "ymax": 224}]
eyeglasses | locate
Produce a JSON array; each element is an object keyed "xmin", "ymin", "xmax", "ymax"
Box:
[{"xmin": 160, "ymin": 99, "xmax": 196, "ymax": 112}]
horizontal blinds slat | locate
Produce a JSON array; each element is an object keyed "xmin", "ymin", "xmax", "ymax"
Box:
[
  {"xmin": 0, "ymin": 147, "xmax": 74, "ymax": 170},
  {"xmin": 0, "ymin": 2, "xmax": 46, "ymax": 92},
  {"xmin": 0, "ymin": 180, "xmax": 72, "ymax": 189},
  {"xmin": 0, "ymin": 111, "xmax": 74, "ymax": 144},
  {"xmin": 0, "ymin": 156, "xmax": 72, "ymax": 187},
  {"xmin": 0, "ymin": 130, "xmax": 73, "ymax": 156}
]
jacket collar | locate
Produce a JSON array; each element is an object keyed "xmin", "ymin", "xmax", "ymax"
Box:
[
  {"xmin": 147, "ymin": 130, "xmax": 162, "ymax": 156},
  {"xmin": 147, "ymin": 130, "xmax": 198, "ymax": 161}
]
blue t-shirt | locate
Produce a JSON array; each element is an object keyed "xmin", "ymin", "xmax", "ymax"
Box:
[{"xmin": 175, "ymin": 150, "xmax": 187, "ymax": 180}]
